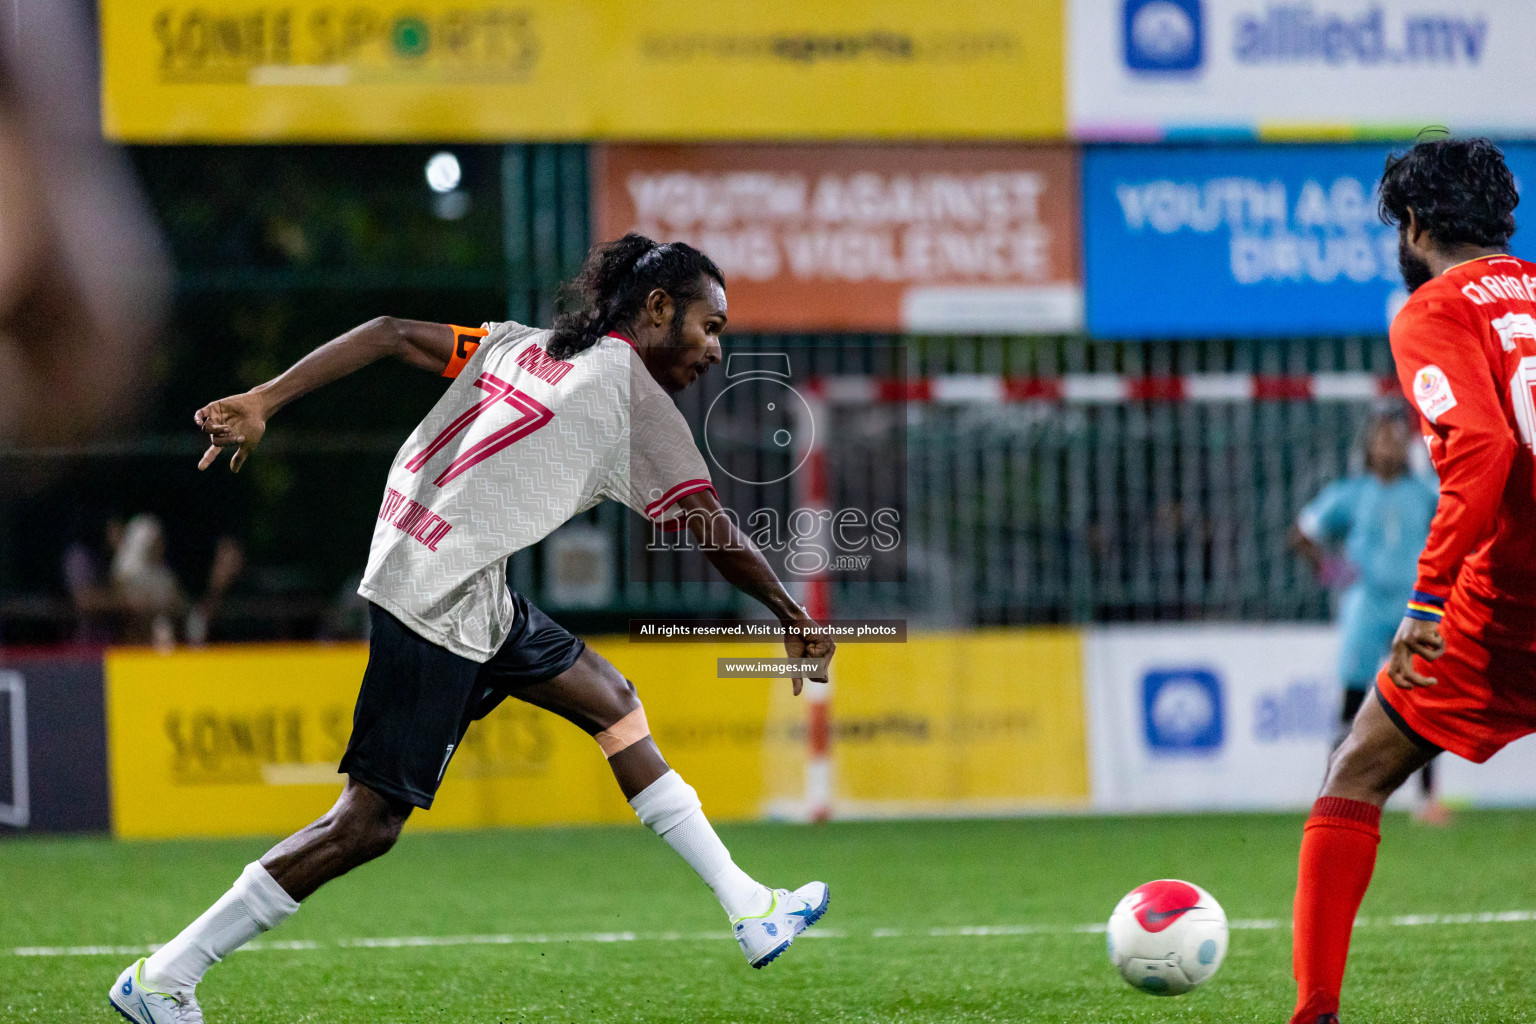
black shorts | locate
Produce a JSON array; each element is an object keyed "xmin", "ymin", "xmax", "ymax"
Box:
[{"xmin": 339, "ymin": 594, "xmax": 585, "ymax": 808}]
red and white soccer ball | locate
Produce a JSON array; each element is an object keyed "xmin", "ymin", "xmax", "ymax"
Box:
[{"xmin": 1106, "ymin": 879, "xmax": 1229, "ymax": 996}]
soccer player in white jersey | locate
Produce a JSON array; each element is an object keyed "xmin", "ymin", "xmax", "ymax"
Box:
[{"xmin": 110, "ymin": 235, "xmax": 836, "ymax": 1024}]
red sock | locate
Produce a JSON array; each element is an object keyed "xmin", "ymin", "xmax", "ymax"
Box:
[{"xmin": 1290, "ymin": 797, "xmax": 1382, "ymax": 1023}]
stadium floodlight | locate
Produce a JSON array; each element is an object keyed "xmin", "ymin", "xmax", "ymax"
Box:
[{"xmin": 425, "ymin": 151, "xmax": 462, "ymax": 194}]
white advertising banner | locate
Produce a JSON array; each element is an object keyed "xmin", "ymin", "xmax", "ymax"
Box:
[
  {"xmin": 1070, "ymin": 0, "xmax": 1536, "ymax": 138},
  {"xmin": 1085, "ymin": 624, "xmax": 1536, "ymax": 811}
]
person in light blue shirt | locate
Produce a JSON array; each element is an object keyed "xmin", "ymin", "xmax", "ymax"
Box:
[{"xmin": 1292, "ymin": 411, "xmax": 1446, "ymax": 821}]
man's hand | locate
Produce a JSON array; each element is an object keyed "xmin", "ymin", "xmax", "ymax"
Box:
[
  {"xmin": 783, "ymin": 618, "xmax": 835, "ymax": 697},
  {"xmin": 1289, "ymin": 526, "xmax": 1327, "ymax": 576},
  {"xmin": 1385, "ymin": 616, "xmax": 1446, "ymax": 689},
  {"xmin": 189, "ymin": 317, "xmax": 458, "ymax": 475},
  {"xmin": 195, "ymin": 392, "xmax": 269, "ymax": 473},
  {"xmin": 677, "ymin": 488, "xmax": 839, "ymax": 696}
]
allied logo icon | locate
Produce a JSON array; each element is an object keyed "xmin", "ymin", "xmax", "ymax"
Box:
[
  {"xmin": 1123, "ymin": 0, "xmax": 1204, "ymax": 73},
  {"xmin": 1142, "ymin": 668, "xmax": 1223, "ymax": 752}
]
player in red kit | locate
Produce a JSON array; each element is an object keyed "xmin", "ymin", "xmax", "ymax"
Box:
[{"xmin": 1288, "ymin": 136, "xmax": 1532, "ymax": 1023}]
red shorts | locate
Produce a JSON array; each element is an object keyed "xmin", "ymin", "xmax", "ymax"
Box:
[{"xmin": 1376, "ymin": 609, "xmax": 1536, "ymax": 763}]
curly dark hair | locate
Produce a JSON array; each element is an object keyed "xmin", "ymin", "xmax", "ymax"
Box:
[
  {"xmin": 1378, "ymin": 133, "xmax": 1519, "ymax": 249},
  {"xmin": 545, "ymin": 234, "xmax": 724, "ymax": 360}
]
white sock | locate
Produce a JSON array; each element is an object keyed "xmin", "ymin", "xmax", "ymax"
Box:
[
  {"xmin": 143, "ymin": 862, "xmax": 299, "ymax": 994},
  {"xmin": 629, "ymin": 770, "xmax": 771, "ymax": 919}
]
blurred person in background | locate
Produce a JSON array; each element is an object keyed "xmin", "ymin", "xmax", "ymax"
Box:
[
  {"xmin": 108, "ymin": 514, "xmax": 245, "ymax": 649},
  {"xmin": 1291, "ymin": 409, "xmax": 1446, "ymax": 825},
  {"xmin": 188, "ymin": 537, "xmax": 246, "ymax": 644},
  {"xmin": 110, "ymin": 515, "xmax": 181, "ymax": 649},
  {"xmin": 62, "ymin": 514, "xmax": 124, "ymax": 644},
  {"xmin": 0, "ymin": 0, "xmax": 166, "ymax": 441}
]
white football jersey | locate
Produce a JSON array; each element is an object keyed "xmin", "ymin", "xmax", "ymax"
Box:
[{"xmin": 358, "ymin": 323, "xmax": 712, "ymax": 662}]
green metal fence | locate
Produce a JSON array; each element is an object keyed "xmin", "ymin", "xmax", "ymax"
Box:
[{"xmin": 876, "ymin": 335, "xmax": 1398, "ymax": 626}]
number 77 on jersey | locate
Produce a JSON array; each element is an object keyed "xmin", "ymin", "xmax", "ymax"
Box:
[{"xmin": 405, "ymin": 371, "xmax": 554, "ymax": 487}]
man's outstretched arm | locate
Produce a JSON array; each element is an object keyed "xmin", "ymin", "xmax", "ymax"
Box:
[
  {"xmin": 673, "ymin": 489, "xmax": 835, "ymax": 696},
  {"xmin": 195, "ymin": 317, "xmax": 458, "ymax": 472}
]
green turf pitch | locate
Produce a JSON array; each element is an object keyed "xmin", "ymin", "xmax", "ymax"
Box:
[{"xmin": 5, "ymin": 812, "xmax": 1536, "ymax": 1023}]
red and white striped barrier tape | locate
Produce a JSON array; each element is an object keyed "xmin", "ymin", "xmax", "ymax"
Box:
[{"xmin": 811, "ymin": 373, "xmax": 1398, "ymax": 405}]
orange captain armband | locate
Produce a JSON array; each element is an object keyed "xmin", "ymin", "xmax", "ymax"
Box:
[{"xmin": 442, "ymin": 325, "xmax": 489, "ymax": 379}]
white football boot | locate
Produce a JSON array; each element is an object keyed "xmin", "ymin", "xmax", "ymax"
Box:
[
  {"xmin": 732, "ymin": 881, "xmax": 830, "ymax": 968},
  {"xmin": 109, "ymin": 958, "xmax": 204, "ymax": 1024}
]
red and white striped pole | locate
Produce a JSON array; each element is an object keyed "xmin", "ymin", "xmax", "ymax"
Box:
[
  {"xmin": 795, "ymin": 381, "xmax": 832, "ymax": 823},
  {"xmin": 803, "ymin": 578, "xmax": 832, "ymax": 823}
]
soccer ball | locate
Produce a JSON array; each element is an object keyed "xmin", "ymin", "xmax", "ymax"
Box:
[{"xmin": 1106, "ymin": 879, "xmax": 1228, "ymax": 995}]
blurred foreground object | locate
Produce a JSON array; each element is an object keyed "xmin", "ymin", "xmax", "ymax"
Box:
[{"xmin": 0, "ymin": 0, "xmax": 166, "ymax": 441}]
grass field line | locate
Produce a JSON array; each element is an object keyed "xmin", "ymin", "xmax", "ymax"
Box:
[{"xmin": 13, "ymin": 910, "xmax": 1536, "ymax": 959}]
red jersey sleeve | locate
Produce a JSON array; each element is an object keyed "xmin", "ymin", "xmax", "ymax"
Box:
[
  {"xmin": 441, "ymin": 325, "xmax": 489, "ymax": 379},
  {"xmin": 1391, "ymin": 300, "xmax": 1518, "ymax": 613}
]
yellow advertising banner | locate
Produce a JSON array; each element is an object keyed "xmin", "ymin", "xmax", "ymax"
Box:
[
  {"xmin": 100, "ymin": 1, "xmax": 1065, "ymax": 141},
  {"xmin": 104, "ymin": 639, "xmax": 777, "ymax": 840},
  {"xmin": 104, "ymin": 628, "xmax": 1088, "ymax": 839},
  {"xmin": 765, "ymin": 628, "xmax": 1090, "ymax": 816}
]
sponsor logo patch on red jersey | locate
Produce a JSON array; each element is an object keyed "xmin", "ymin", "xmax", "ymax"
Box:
[
  {"xmin": 1413, "ymin": 364, "xmax": 1457, "ymax": 423},
  {"xmin": 1130, "ymin": 879, "xmax": 1202, "ymax": 933}
]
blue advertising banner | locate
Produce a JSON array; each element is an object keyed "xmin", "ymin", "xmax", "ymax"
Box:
[{"xmin": 1083, "ymin": 144, "xmax": 1536, "ymax": 338}]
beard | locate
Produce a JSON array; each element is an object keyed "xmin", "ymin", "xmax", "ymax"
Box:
[
  {"xmin": 656, "ymin": 311, "xmax": 698, "ymax": 391},
  {"xmin": 1398, "ymin": 237, "xmax": 1435, "ymax": 293},
  {"xmin": 667, "ymin": 310, "xmax": 689, "ymax": 348}
]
